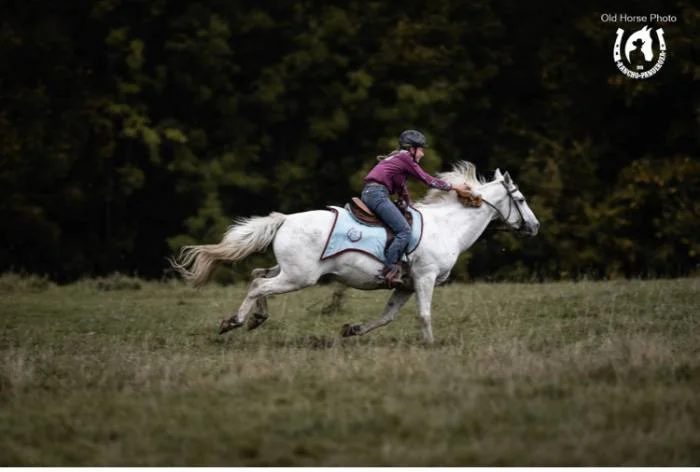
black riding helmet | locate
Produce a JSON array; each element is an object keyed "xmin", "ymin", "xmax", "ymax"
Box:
[{"xmin": 399, "ymin": 129, "xmax": 429, "ymax": 149}]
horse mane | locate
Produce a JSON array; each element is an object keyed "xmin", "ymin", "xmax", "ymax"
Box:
[{"xmin": 420, "ymin": 161, "xmax": 488, "ymax": 205}]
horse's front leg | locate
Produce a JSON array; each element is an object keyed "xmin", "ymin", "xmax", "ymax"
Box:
[
  {"xmin": 341, "ymin": 288, "xmax": 413, "ymax": 337},
  {"xmin": 414, "ymin": 273, "xmax": 438, "ymax": 344}
]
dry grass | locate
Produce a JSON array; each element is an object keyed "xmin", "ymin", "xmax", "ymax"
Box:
[{"xmin": 0, "ymin": 275, "xmax": 698, "ymax": 465}]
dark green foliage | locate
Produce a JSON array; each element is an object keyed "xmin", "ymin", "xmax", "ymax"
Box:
[{"xmin": 0, "ymin": 1, "xmax": 697, "ymax": 281}]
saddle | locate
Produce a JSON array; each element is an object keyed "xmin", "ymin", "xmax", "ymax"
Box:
[
  {"xmin": 346, "ymin": 197, "xmax": 413, "ymax": 228},
  {"xmin": 344, "ymin": 197, "xmax": 414, "ymax": 251}
]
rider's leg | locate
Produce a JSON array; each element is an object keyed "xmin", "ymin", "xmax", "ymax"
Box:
[
  {"xmin": 379, "ymin": 207, "xmax": 411, "ymax": 286},
  {"xmin": 361, "ymin": 184, "xmax": 411, "ymax": 286},
  {"xmin": 377, "ymin": 200, "xmax": 410, "ymax": 265}
]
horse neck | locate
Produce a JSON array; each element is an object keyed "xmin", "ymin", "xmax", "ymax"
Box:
[{"xmin": 421, "ymin": 185, "xmax": 502, "ymax": 253}]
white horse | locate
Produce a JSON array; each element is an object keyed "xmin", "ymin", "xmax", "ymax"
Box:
[{"xmin": 170, "ymin": 162, "xmax": 540, "ymax": 343}]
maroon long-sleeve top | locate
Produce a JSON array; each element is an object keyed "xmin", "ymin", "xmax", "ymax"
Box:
[{"xmin": 364, "ymin": 151, "xmax": 452, "ymax": 204}]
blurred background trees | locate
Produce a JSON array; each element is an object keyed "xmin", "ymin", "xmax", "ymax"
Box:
[{"xmin": 1, "ymin": 0, "xmax": 698, "ymax": 282}]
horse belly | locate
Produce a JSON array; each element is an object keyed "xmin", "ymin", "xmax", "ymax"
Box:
[{"xmin": 329, "ymin": 254, "xmax": 385, "ymax": 290}]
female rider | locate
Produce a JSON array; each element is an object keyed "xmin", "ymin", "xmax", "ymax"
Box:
[{"xmin": 362, "ymin": 130, "xmax": 471, "ymax": 286}]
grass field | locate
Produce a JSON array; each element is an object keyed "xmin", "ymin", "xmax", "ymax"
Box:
[{"xmin": 0, "ymin": 274, "xmax": 698, "ymax": 466}]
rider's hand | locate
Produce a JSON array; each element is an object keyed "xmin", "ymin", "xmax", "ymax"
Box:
[
  {"xmin": 452, "ymin": 183, "xmax": 482, "ymax": 207},
  {"xmin": 451, "ymin": 183, "xmax": 470, "ymax": 193}
]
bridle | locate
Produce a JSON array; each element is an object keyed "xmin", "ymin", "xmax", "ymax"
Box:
[{"xmin": 480, "ymin": 181, "xmax": 526, "ymax": 232}]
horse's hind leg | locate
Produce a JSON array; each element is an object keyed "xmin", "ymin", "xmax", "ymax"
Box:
[
  {"xmin": 247, "ymin": 265, "xmax": 280, "ymax": 331},
  {"xmin": 341, "ymin": 288, "xmax": 413, "ymax": 337},
  {"xmin": 219, "ymin": 270, "xmax": 308, "ymax": 334}
]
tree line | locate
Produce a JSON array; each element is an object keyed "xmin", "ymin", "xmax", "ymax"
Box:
[{"xmin": 1, "ymin": 0, "xmax": 698, "ymax": 282}]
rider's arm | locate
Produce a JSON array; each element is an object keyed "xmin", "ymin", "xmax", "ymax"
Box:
[{"xmin": 401, "ymin": 153, "xmax": 452, "ymax": 191}]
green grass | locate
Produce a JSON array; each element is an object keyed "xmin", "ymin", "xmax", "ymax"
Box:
[{"xmin": 1, "ymin": 274, "xmax": 698, "ymax": 466}]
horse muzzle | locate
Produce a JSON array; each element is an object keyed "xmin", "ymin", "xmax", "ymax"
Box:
[{"xmin": 522, "ymin": 221, "xmax": 540, "ymax": 236}]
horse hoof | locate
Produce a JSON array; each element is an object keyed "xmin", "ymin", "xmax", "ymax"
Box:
[
  {"xmin": 341, "ymin": 323, "xmax": 362, "ymax": 337},
  {"xmin": 219, "ymin": 320, "xmax": 231, "ymax": 334},
  {"xmin": 219, "ymin": 319, "xmax": 243, "ymax": 335},
  {"xmin": 247, "ymin": 313, "xmax": 269, "ymax": 331}
]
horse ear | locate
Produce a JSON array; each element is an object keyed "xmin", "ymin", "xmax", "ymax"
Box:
[
  {"xmin": 494, "ymin": 168, "xmax": 503, "ymax": 180},
  {"xmin": 503, "ymin": 171, "xmax": 512, "ymax": 184}
]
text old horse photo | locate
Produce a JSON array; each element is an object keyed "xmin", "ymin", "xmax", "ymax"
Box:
[{"xmin": 170, "ymin": 162, "xmax": 540, "ymax": 343}]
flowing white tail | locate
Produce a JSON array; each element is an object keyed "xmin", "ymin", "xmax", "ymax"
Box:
[{"xmin": 169, "ymin": 212, "xmax": 287, "ymax": 287}]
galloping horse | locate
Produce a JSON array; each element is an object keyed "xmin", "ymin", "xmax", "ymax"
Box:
[{"xmin": 170, "ymin": 162, "xmax": 540, "ymax": 343}]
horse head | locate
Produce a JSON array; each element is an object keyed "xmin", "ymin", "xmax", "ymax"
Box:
[
  {"xmin": 488, "ymin": 169, "xmax": 540, "ymax": 236},
  {"xmin": 625, "ymin": 26, "xmax": 654, "ymax": 63}
]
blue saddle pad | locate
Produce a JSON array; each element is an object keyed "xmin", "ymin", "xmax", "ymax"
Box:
[{"xmin": 320, "ymin": 206, "xmax": 423, "ymax": 264}]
